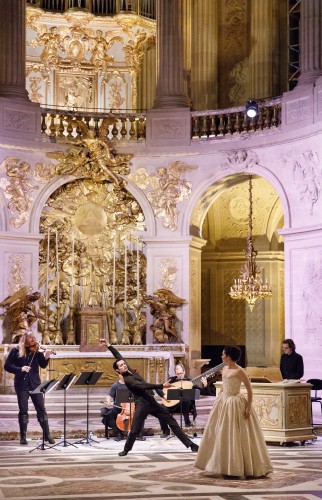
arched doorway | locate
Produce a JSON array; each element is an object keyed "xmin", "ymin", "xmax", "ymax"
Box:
[{"xmin": 191, "ymin": 174, "xmax": 285, "ymax": 369}]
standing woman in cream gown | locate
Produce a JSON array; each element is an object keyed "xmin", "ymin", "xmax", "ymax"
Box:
[{"xmin": 194, "ymin": 345, "xmax": 272, "ymax": 478}]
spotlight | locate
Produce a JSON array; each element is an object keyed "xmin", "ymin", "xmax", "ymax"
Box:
[{"xmin": 245, "ymin": 99, "xmax": 259, "ymax": 118}]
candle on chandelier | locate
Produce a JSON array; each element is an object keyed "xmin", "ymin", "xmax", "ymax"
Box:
[
  {"xmin": 45, "ymin": 228, "xmax": 50, "ymax": 306},
  {"xmin": 55, "ymin": 229, "xmax": 60, "ymax": 307}
]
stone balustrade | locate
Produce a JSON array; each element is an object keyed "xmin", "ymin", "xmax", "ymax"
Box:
[{"xmin": 41, "ymin": 97, "xmax": 282, "ymax": 143}]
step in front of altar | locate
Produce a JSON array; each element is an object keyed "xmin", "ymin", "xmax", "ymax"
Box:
[{"xmin": 0, "ymin": 390, "xmax": 215, "ymax": 440}]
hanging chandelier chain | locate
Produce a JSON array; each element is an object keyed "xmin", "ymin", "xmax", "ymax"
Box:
[{"xmin": 228, "ymin": 175, "xmax": 272, "ymax": 311}]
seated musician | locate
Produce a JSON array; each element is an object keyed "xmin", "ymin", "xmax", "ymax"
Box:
[
  {"xmin": 157, "ymin": 363, "xmax": 208, "ymax": 438},
  {"xmin": 101, "ymin": 372, "xmax": 145, "ymax": 441}
]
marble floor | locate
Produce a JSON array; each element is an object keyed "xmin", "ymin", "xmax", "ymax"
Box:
[
  {"xmin": 1, "ymin": 392, "xmax": 321, "ymax": 500},
  {"xmin": 0, "ymin": 433, "xmax": 322, "ymax": 500}
]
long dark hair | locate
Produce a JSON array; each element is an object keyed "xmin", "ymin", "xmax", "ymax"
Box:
[{"xmin": 223, "ymin": 345, "xmax": 241, "ymax": 362}]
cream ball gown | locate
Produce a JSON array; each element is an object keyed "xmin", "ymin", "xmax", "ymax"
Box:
[{"xmin": 194, "ymin": 372, "xmax": 272, "ymax": 477}]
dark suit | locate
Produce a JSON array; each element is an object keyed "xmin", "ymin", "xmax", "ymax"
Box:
[{"xmin": 108, "ymin": 345, "xmax": 196, "ymax": 453}]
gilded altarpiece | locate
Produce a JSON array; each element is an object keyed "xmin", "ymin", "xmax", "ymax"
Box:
[{"xmin": 55, "ymin": 68, "xmax": 97, "ymax": 111}]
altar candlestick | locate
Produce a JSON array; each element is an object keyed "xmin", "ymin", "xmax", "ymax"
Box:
[
  {"xmin": 71, "ymin": 236, "xmax": 75, "ymax": 304},
  {"xmin": 46, "ymin": 228, "xmax": 50, "ymax": 306},
  {"xmin": 112, "ymin": 238, "xmax": 116, "ymax": 307},
  {"xmin": 124, "ymin": 239, "xmax": 127, "ymax": 308},
  {"xmin": 136, "ymin": 241, "xmax": 140, "ymax": 305},
  {"xmin": 55, "ymin": 229, "xmax": 60, "ymax": 307}
]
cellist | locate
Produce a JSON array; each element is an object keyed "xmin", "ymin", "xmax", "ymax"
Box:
[{"xmin": 101, "ymin": 372, "xmax": 145, "ymax": 441}]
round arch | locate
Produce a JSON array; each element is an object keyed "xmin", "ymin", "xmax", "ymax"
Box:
[
  {"xmin": 181, "ymin": 166, "xmax": 291, "ymax": 238},
  {"xmin": 28, "ymin": 175, "xmax": 156, "ymax": 238}
]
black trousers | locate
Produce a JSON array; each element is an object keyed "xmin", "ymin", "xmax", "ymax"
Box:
[
  {"xmin": 123, "ymin": 398, "xmax": 194, "ymax": 452},
  {"xmin": 16, "ymin": 389, "xmax": 47, "ymax": 421}
]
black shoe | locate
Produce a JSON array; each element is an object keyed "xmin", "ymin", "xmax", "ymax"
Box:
[
  {"xmin": 137, "ymin": 436, "xmax": 146, "ymax": 441},
  {"xmin": 160, "ymin": 431, "xmax": 170, "ymax": 438},
  {"xmin": 20, "ymin": 435, "xmax": 28, "ymax": 445},
  {"xmin": 185, "ymin": 421, "xmax": 192, "ymax": 427},
  {"xmin": 45, "ymin": 436, "xmax": 55, "ymax": 444},
  {"xmin": 114, "ymin": 434, "xmax": 123, "ymax": 442},
  {"xmin": 190, "ymin": 443, "xmax": 199, "ymax": 453},
  {"xmin": 118, "ymin": 450, "xmax": 128, "ymax": 456}
]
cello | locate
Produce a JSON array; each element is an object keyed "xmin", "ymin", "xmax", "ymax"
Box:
[
  {"xmin": 116, "ymin": 401, "xmax": 135, "ymax": 433},
  {"xmin": 115, "ymin": 387, "xmax": 135, "ymax": 433}
]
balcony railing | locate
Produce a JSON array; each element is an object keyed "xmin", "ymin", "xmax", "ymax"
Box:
[
  {"xmin": 26, "ymin": 0, "xmax": 156, "ymax": 19},
  {"xmin": 41, "ymin": 98, "xmax": 282, "ymax": 143}
]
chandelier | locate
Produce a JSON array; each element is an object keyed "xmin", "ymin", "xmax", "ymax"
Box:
[{"xmin": 229, "ymin": 175, "xmax": 272, "ymax": 311}]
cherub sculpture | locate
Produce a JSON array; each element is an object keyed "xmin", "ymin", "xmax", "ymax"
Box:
[
  {"xmin": 144, "ymin": 289, "xmax": 186, "ymax": 343},
  {"xmin": 0, "ymin": 287, "xmax": 41, "ymax": 342}
]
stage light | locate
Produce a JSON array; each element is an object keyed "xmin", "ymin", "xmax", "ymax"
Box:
[{"xmin": 245, "ymin": 99, "xmax": 259, "ymax": 118}]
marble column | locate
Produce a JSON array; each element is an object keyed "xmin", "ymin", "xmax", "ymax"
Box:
[
  {"xmin": 191, "ymin": 0, "xmax": 218, "ymax": 110},
  {"xmin": 298, "ymin": 0, "xmax": 322, "ymax": 86},
  {"xmin": 0, "ymin": 0, "xmax": 29, "ymax": 100},
  {"xmin": 249, "ymin": 0, "xmax": 280, "ymax": 99},
  {"xmin": 153, "ymin": 0, "xmax": 192, "ymax": 109},
  {"xmin": 146, "ymin": 0, "xmax": 192, "ymax": 146},
  {"xmin": 0, "ymin": 0, "xmax": 41, "ymax": 140},
  {"xmin": 282, "ymin": 0, "xmax": 322, "ymax": 128}
]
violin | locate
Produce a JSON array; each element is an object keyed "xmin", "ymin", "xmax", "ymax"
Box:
[
  {"xmin": 116, "ymin": 402, "xmax": 135, "ymax": 432},
  {"xmin": 29, "ymin": 342, "xmax": 56, "ymax": 355}
]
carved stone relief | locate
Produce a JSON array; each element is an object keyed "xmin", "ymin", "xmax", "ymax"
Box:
[
  {"xmin": 282, "ymin": 149, "xmax": 321, "ymax": 215},
  {"xmin": 7, "ymin": 255, "xmax": 26, "ymax": 296},
  {"xmin": 0, "ymin": 157, "xmax": 38, "ymax": 228},
  {"xmin": 159, "ymin": 258, "xmax": 177, "ymax": 291}
]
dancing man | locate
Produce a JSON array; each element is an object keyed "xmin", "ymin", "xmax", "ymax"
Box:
[{"xmin": 99, "ymin": 339, "xmax": 199, "ymax": 456}]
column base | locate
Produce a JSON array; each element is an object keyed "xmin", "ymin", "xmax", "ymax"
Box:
[{"xmin": 0, "ymin": 97, "xmax": 42, "ymax": 142}]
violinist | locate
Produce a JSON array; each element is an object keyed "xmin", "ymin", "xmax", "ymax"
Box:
[
  {"xmin": 4, "ymin": 330, "xmax": 56, "ymax": 445},
  {"xmin": 101, "ymin": 373, "xmax": 145, "ymax": 442},
  {"xmin": 99, "ymin": 339, "xmax": 199, "ymax": 456}
]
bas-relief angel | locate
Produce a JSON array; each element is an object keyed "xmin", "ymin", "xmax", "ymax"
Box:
[
  {"xmin": 147, "ymin": 161, "xmax": 197, "ymax": 231},
  {"xmin": 145, "ymin": 289, "xmax": 186, "ymax": 344},
  {"xmin": 0, "ymin": 287, "xmax": 41, "ymax": 342}
]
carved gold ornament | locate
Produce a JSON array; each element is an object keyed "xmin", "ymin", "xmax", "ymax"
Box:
[
  {"xmin": 0, "ymin": 157, "xmax": 39, "ymax": 228},
  {"xmin": 147, "ymin": 161, "xmax": 198, "ymax": 231}
]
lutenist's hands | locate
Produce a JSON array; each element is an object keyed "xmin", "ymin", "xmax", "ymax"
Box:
[
  {"xmin": 163, "ymin": 380, "xmax": 175, "ymax": 388},
  {"xmin": 99, "ymin": 338, "xmax": 110, "ymax": 349}
]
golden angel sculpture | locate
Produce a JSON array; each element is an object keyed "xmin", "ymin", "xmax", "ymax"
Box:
[
  {"xmin": 145, "ymin": 289, "xmax": 186, "ymax": 344},
  {"xmin": 47, "ymin": 126, "xmax": 132, "ymax": 185},
  {"xmin": 0, "ymin": 287, "xmax": 41, "ymax": 342}
]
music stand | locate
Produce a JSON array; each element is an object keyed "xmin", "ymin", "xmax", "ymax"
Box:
[
  {"xmin": 74, "ymin": 371, "xmax": 103, "ymax": 445},
  {"xmin": 166, "ymin": 388, "xmax": 200, "ymax": 431},
  {"xmin": 115, "ymin": 388, "xmax": 135, "ymax": 435},
  {"xmin": 51, "ymin": 373, "xmax": 78, "ymax": 449},
  {"xmin": 28, "ymin": 379, "xmax": 59, "ymax": 453}
]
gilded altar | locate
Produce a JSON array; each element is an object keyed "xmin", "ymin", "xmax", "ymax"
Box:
[
  {"xmin": 216, "ymin": 381, "xmax": 315, "ymax": 444},
  {"xmin": 0, "ymin": 343, "xmax": 187, "ymax": 393}
]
